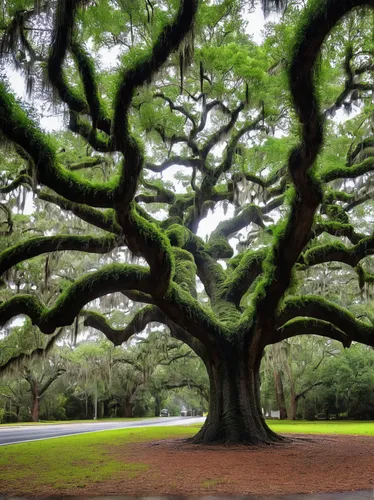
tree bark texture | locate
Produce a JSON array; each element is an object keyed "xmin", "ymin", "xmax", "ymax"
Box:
[
  {"xmin": 273, "ymin": 370, "xmax": 288, "ymax": 420},
  {"xmin": 193, "ymin": 345, "xmax": 283, "ymax": 444}
]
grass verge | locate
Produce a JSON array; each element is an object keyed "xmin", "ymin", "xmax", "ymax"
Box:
[
  {"xmin": 0, "ymin": 426, "xmax": 195, "ymax": 494},
  {"xmin": 269, "ymin": 420, "xmax": 374, "ymax": 436}
]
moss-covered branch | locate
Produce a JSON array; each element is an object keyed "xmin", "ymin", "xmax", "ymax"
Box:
[
  {"xmin": 0, "ymin": 83, "xmax": 116, "ymax": 207},
  {"xmin": 135, "ymin": 179, "xmax": 175, "ymax": 204},
  {"xmin": 347, "ymin": 137, "xmax": 374, "ymax": 166},
  {"xmin": 47, "ymin": 0, "xmax": 88, "ymax": 115},
  {"xmin": 38, "ymin": 191, "xmax": 121, "ymax": 234},
  {"xmin": 201, "ymin": 102, "xmax": 244, "ymax": 160},
  {"xmin": 0, "ymin": 234, "xmax": 120, "ymax": 276},
  {"xmin": 217, "ymin": 113, "xmax": 264, "ymax": 175},
  {"xmin": 0, "ymin": 203, "xmax": 13, "ymax": 235},
  {"xmin": 155, "ymin": 282, "xmax": 228, "ymax": 349},
  {"xmin": 322, "ymin": 157, "xmax": 374, "ymax": 183},
  {"xmin": 253, "ymin": 0, "xmax": 374, "ymax": 334},
  {"xmin": 84, "ymin": 305, "xmax": 209, "ymax": 362},
  {"xmin": 68, "ymin": 112, "xmax": 114, "ymax": 152},
  {"xmin": 277, "ymin": 318, "xmax": 351, "ymax": 347},
  {"xmin": 70, "ymin": 39, "xmax": 111, "ymax": 134},
  {"xmin": 153, "ymin": 93, "xmax": 196, "ymax": 128},
  {"xmin": 165, "ymin": 222, "xmax": 227, "ymax": 301},
  {"xmin": 277, "ymin": 295, "xmax": 374, "ymax": 348},
  {"xmin": 145, "ymin": 157, "xmax": 202, "ymax": 173},
  {"xmin": 119, "ymin": 205, "xmax": 174, "ymax": 297},
  {"xmin": 0, "ymin": 264, "xmax": 153, "ymax": 334},
  {"xmin": 83, "ymin": 305, "xmax": 164, "ymax": 345},
  {"xmin": 0, "ymin": 174, "xmax": 32, "ymax": 193},
  {"xmin": 113, "ymin": 0, "xmax": 198, "ymax": 207},
  {"xmin": 222, "ymin": 249, "xmax": 268, "ymax": 307},
  {"xmin": 314, "ymin": 221, "xmax": 363, "ymax": 245},
  {"xmin": 206, "ymin": 204, "xmax": 264, "ymax": 259},
  {"xmin": 67, "ymin": 157, "xmax": 105, "ymax": 171},
  {"xmin": 303, "ymin": 234, "xmax": 374, "ymax": 268}
]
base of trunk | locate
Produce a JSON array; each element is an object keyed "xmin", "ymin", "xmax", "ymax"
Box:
[
  {"xmin": 191, "ymin": 411, "xmax": 285, "ymax": 445},
  {"xmin": 192, "ymin": 347, "xmax": 287, "ymax": 445}
]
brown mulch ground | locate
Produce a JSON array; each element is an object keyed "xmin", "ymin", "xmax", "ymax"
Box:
[
  {"xmin": 70, "ymin": 433, "xmax": 373, "ymax": 496},
  {"xmin": 3, "ymin": 434, "xmax": 373, "ymax": 497}
]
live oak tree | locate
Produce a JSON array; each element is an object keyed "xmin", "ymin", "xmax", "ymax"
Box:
[
  {"xmin": 0, "ymin": 322, "xmax": 66, "ymax": 421},
  {"xmin": 1, "ymin": 0, "xmax": 374, "ymax": 443}
]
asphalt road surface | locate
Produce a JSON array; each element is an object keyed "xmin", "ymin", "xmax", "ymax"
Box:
[{"xmin": 0, "ymin": 416, "xmax": 205, "ymax": 446}]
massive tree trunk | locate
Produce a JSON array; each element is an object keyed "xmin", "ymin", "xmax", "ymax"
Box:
[{"xmin": 193, "ymin": 344, "xmax": 283, "ymax": 444}]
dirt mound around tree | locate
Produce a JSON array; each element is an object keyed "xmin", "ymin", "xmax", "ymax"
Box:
[{"xmin": 96, "ymin": 433, "xmax": 374, "ymax": 497}]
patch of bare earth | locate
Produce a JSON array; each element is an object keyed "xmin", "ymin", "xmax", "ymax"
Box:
[
  {"xmin": 86, "ymin": 434, "xmax": 374, "ymax": 496},
  {"xmin": 8, "ymin": 434, "xmax": 374, "ymax": 497}
]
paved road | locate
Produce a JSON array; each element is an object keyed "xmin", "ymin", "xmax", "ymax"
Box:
[{"xmin": 0, "ymin": 416, "xmax": 205, "ymax": 446}]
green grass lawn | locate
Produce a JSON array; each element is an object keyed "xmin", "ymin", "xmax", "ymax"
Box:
[
  {"xmin": 0, "ymin": 421, "xmax": 373, "ymax": 494},
  {"xmin": 0, "ymin": 426, "xmax": 196, "ymax": 493},
  {"xmin": 269, "ymin": 419, "xmax": 374, "ymax": 436}
]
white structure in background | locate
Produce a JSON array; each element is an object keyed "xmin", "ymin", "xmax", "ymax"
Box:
[{"xmin": 263, "ymin": 409, "xmax": 280, "ymax": 419}]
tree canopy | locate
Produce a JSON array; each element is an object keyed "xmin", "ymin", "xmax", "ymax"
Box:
[{"xmin": 1, "ymin": 0, "xmax": 374, "ymax": 443}]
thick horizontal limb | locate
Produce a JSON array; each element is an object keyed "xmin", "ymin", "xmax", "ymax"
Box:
[
  {"xmin": 0, "ymin": 234, "xmax": 120, "ymax": 276},
  {"xmin": 322, "ymin": 157, "xmax": 374, "ymax": 183},
  {"xmin": 276, "ymin": 317, "xmax": 351, "ymax": 347},
  {"xmin": 303, "ymin": 234, "xmax": 374, "ymax": 268},
  {"xmin": 0, "ymin": 264, "xmax": 153, "ymax": 334},
  {"xmin": 38, "ymin": 191, "xmax": 121, "ymax": 234},
  {"xmin": 145, "ymin": 157, "xmax": 202, "ymax": 173},
  {"xmin": 83, "ymin": 305, "xmax": 164, "ymax": 345},
  {"xmin": 277, "ymin": 295, "xmax": 374, "ymax": 347},
  {"xmin": 0, "ymin": 174, "xmax": 32, "ymax": 194},
  {"xmin": 84, "ymin": 302, "xmax": 212, "ymax": 363},
  {"xmin": 68, "ymin": 157, "xmax": 105, "ymax": 171},
  {"xmin": 313, "ymin": 221, "xmax": 363, "ymax": 245}
]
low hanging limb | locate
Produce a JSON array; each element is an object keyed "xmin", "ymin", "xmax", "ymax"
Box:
[
  {"xmin": 0, "ymin": 234, "xmax": 121, "ymax": 277},
  {"xmin": 277, "ymin": 295, "xmax": 374, "ymax": 348},
  {"xmin": 0, "ymin": 264, "xmax": 153, "ymax": 334}
]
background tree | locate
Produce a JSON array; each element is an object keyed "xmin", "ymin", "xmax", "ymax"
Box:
[
  {"xmin": 0, "ymin": 322, "xmax": 66, "ymax": 421},
  {"xmin": 1, "ymin": 0, "xmax": 374, "ymax": 443}
]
